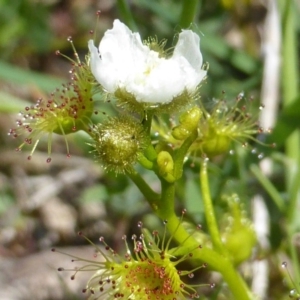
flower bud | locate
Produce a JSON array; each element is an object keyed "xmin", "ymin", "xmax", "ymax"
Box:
[
  {"xmin": 157, "ymin": 151, "xmax": 175, "ymax": 182},
  {"xmin": 172, "ymin": 106, "xmax": 202, "ymax": 140},
  {"xmin": 91, "ymin": 116, "xmax": 147, "ymax": 174},
  {"xmin": 201, "ymin": 131, "xmax": 231, "ymax": 157}
]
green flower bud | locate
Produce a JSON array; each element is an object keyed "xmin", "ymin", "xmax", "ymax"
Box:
[
  {"xmin": 201, "ymin": 132, "xmax": 231, "ymax": 157},
  {"xmin": 91, "ymin": 116, "xmax": 147, "ymax": 174},
  {"xmin": 172, "ymin": 126, "xmax": 191, "ymax": 140},
  {"xmin": 157, "ymin": 151, "xmax": 175, "ymax": 182},
  {"xmin": 172, "ymin": 106, "xmax": 202, "ymax": 140}
]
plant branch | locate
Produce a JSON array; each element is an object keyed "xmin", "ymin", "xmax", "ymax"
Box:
[{"xmin": 200, "ymin": 159, "xmax": 226, "ymax": 254}]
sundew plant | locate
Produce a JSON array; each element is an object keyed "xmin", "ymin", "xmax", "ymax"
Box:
[{"xmin": 3, "ymin": 0, "xmax": 300, "ymax": 299}]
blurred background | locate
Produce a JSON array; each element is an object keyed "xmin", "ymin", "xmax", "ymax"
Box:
[{"xmin": 0, "ymin": 0, "xmax": 299, "ymax": 299}]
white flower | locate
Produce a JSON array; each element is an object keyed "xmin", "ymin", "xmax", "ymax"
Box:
[{"xmin": 88, "ymin": 20, "xmax": 206, "ymax": 104}]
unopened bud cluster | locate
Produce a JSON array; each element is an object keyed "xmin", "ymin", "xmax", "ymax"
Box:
[{"xmin": 154, "ymin": 94, "xmax": 266, "ymax": 159}]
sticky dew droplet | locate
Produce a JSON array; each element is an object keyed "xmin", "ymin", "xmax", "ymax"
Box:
[
  {"xmin": 289, "ymin": 289, "xmax": 300, "ymax": 298},
  {"xmin": 251, "ymin": 148, "xmax": 257, "ymax": 154},
  {"xmin": 258, "ymin": 153, "xmax": 264, "ymax": 160},
  {"xmin": 204, "ymin": 156, "xmax": 209, "ymax": 162}
]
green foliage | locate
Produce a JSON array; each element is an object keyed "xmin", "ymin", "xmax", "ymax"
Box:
[
  {"xmin": 0, "ymin": 0, "xmax": 53, "ymax": 59},
  {"xmin": 270, "ymin": 96, "xmax": 300, "ymax": 147}
]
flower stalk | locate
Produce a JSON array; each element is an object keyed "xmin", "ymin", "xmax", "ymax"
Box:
[
  {"xmin": 179, "ymin": 0, "xmax": 199, "ymax": 28},
  {"xmin": 200, "ymin": 159, "xmax": 227, "ymax": 255}
]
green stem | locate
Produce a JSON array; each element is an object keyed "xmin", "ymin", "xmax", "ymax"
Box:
[
  {"xmin": 287, "ymin": 162, "xmax": 300, "ymax": 223},
  {"xmin": 200, "ymin": 159, "xmax": 226, "ymax": 254},
  {"xmin": 142, "ymin": 111, "xmax": 154, "ymax": 135},
  {"xmin": 137, "ymin": 153, "xmax": 153, "ymax": 170},
  {"xmin": 116, "ymin": 0, "xmax": 137, "ymax": 31},
  {"xmin": 278, "ymin": 2, "xmax": 300, "ymax": 289},
  {"xmin": 144, "ymin": 144, "xmax": 157, "ymax": 162},
  {"xmin": 280, "ymin": 0, "xmax": 300, "ymax": 187},
  {"xmin": 173, "ymin": 129, "xmax": 198, "ymax": 180},
  {"xmin": 142, "ymin": 111, "xmax": 157, "ymax": 162},
  {"xmin": 288, "ymin": 230, "xmax": 300, "ymax": 291},
  {"xmin": 158, "ymin": 180, "xmax": 176, "ymax": 219},
  {"xmin": 250, "ymin": 164, "xmax": 285, "ymax": 213},
  {"xmin": 179, "ymin": 0, "xmax": 199, "ymax": 28}
]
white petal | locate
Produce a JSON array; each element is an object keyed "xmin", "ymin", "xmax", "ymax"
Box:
[
  {"xmin": 172, "ymin": 30, "xmax": 207, "ymax": 90},
  {"xmin": 89, "ymin": 20, "xmax": 149, "ymax": 93},
  {"xmin": 173, "ymin": 30, "xmax": 203, "ymax": 69},
  {"xmin": 126, "ymin": 56, "xmax": 185, "ymax": 103},
  {"xmin": 88, "ymin": 40, "xmax": 116, "ymax": 92}
]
